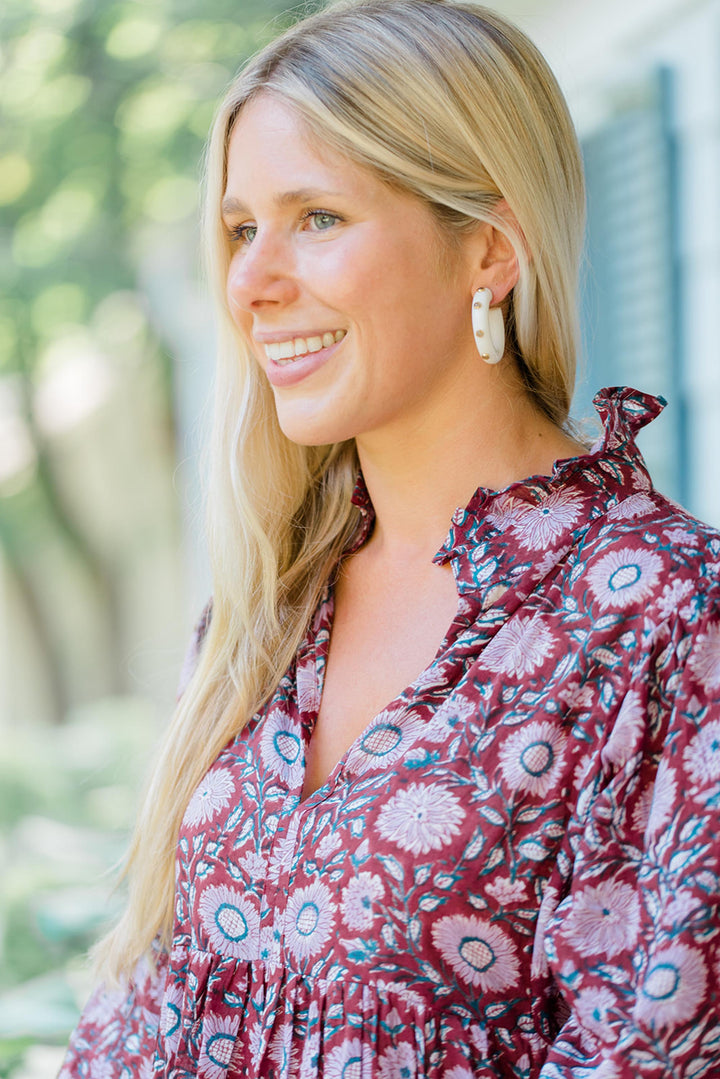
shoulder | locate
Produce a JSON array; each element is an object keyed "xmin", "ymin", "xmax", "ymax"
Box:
[{"xmin": 574, "ymin": 486, "xmax": 720, "ymax": 629}]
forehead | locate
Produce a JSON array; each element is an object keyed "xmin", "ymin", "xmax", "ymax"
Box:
[{"xmin": 225, "ymin": 94, "xmax": 364, "ymax": 193}]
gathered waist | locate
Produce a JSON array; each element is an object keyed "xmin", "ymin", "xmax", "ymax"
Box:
[{"xmin": 153, "ymin": 944, "xmax": 545, "ymax": 1078}]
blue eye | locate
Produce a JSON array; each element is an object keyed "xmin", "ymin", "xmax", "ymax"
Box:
[
  {"xmin": 229, "ymin": 223, "xmax": 256, "ymax": 245},
  {"xmin": 306, "ymin": 211, "xmax": 340, "ymax": 231}
]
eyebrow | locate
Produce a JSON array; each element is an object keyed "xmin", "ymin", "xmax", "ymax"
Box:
[{"xmin": 221, "ymin": 189, "xmax": 345, "ymax": 216}]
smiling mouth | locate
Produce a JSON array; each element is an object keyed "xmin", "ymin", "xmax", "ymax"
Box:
[{"xmin": 263, "ymin": 330, "xmax": 346, "ymax": 364}]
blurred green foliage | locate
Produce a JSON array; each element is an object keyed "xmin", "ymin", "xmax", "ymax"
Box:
[
  {"xmin": 0, "ymin": 0, "xmax": 317, "ymax": 720},
  {"xmin": 0, "ymin": 697, "xmax": 158, "ymax": 1075},
  {"xmin": 0, "ymin": 0, "xmax": 319, "ymax": 1073}
]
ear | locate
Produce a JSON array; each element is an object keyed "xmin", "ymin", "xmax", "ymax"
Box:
[{"xmin": 469, "ymin": 200, "xmax": 521, "ymax": 305}]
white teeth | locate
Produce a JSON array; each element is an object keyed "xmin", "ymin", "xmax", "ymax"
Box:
[{"xmin": 264, "ymin": 330, "xmax": 346, "ymax": 364}]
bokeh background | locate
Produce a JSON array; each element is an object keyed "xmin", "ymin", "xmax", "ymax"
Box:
[{"xmin": 1, "ymin": 0, "xmax": 718, "ymax": 1075}]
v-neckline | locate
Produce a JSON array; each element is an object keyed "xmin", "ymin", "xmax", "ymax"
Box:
[{"xmin": 295, "ymin": 578, "xmax": 467, "ymax": 806}]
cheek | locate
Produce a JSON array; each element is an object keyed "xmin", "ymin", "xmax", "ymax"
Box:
[
  {"xmin": 296, "ymin": 227, "xmax": 398, "ymax": 311},
  {"xmin": 226, "ymin": 262, "xmax": 246, "ymax": 326},
  {"xmin": 224, "ymin": 276, "xmax": 261, "ymax": 367}
]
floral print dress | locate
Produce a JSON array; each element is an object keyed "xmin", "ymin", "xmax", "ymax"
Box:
[{"xmin": 60, "ymin": 388, "xmax": 720, "ymax": 1079}]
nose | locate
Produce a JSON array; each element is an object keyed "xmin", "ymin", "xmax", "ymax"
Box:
[{"xmin": 226, "ymin": 230, "xmax": 299, "ymax": 315}]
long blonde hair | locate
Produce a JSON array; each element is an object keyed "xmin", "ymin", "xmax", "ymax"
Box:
[{"xmin": 95, "ymin": 0, "xmax": 586, "ymax": 980}]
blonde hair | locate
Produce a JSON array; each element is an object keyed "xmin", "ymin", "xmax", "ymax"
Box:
[{"xmin": 95, "ymin": 0, "xmax": 585, "ymax": 980}]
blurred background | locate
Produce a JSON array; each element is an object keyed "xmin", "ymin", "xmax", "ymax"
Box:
[{"xmin": 0, "ymin": 0, "xmax": 718, "ymax": 1075}]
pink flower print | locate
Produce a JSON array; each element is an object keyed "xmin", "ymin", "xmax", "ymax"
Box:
[
  {"xmin": 469, "ymin": 1024, "xmax": 490, "ymax": 1056},
  {"xmin": 198, "ymin": 1013, "xmax": 240, "ymax": 1079},
  {"xmin": 315, "ymin": 829, "xmax": 343, "ymax": 861},
  {"xmin": 296, "ymin": 660, "xmax": 320, "ymax": 713},
  {"xmin": 575, "ymin": 985, "xmax": 617, "ymax": 1044},
  {"xmin": 258, "ymin": 924, "xmax": 282, "ymax": 974},
  {"xmin": 484, "ymin": 492, "xmax": 523, "ymax": 531},
  {"xmin": 634, "ymin": 944, "xmax": 707, "ymax": 1027},
  {"xmin": 531, "ymin": 884, "xmax": 559, "ymax": 978},
  {"xmin": 663, "ymin": 889, "xmax": 703, "ymax": 930},
  {"xmin": 606, "ymin": 493, "xmax": 656, "ymax": 520},
  {"xmin": 347, "ymin": 710, "xmax": 425, "ymax": 776},
  {"xmin": 376, "ymin": 782, "xmax": 465, "ymax": 855},
  {"xmin": 563, "ymin": 880, "xmax": 640, "ymax": 958},
  {"xmin": 483, "ymin": 616, "xmax": 556, "ymax": 678},
  {"xmin": 81, "ymin": 983, "xmax": 129, "ymax": 1025},
  {"xmin": 260, "ymin": 708, "xmax": 304, "ymax": 786},
  {"xmin": 299, "ymin": 1028, "xmax": 321, "ymax": 1079},
  {"xmin": 247, "ymin": 1020, "xmax": 267, "ymax": 1067},
  {"xmin": 89, "ymin": 1060, "xmax": 114, "ymax": 1079},
  {"xmin": 688, "ymin": 623, "xmax": 720, "ymax": 693},
  {"xmin": 425, "ymin": 695, "xmax": 477, "ymax": 743},
  {"xmin": 601, "ymin": 691, "xmax": 645, "ymax": 769},
  {"xmin": 664, "ymin": 526, "xmax": 698, "ymax": 547},
  {"xmin": 587, "ymin": 547, "xmax": 663, "ymax": 611},
  {"xmin": 197, "ymin": 885, "xmax": 260, "ymax": 960},
  {"xmin": 375, "ymin": 979, "xmax": 426, "ymax": 1008},
  {"xmin": 632, "ymin": 782, "xmax": 653, "ymax": 834},
  {"xmin": 377, "ymin": 1042, "xmax": 417, "ymax": 1079},
  {"xmin": 504, "ymin": 490, "xmax": 584, "ymax": 549},
  {"xmin": 267, "ymin": 815, "xmax": 300, "ymax": 885},
  {"xmin": 159, "ymin": 981, "xmax": 184, "ymax": 1054},
  {"xmin": 646, "ymin": 761, "xmax": 677, "ymax": 837},
  {"xmin": 533, "ymin": 545, "xmax": 572, "ymax": 579},
  {"xmin": 341, "ymin": 872, "xmax": 385, "ymax": 930},
  {"xmin": 324, "ymin": 1038, "xmax": 372, "ymax": 1079},
  {"xmin": 239, "ymin": 850, "xmax": 267, "ymax": 881},
  {"xmin": 657, "ymin": 578, "xmax": 695, "ymax": 621},
  {"xmin": 285, "ymin": 880, "xmax": 335, "ymax": 962},
  {"xmin": 432, "ymin": 914, "xmax": 520, "ymax": 992},
  {"xmin": 184, "ymin": 768, "xmax": 234, "ymax": 827},
  {"xmin": 269, "ymin": 1021, "xmax": 296, "ymax": 1073},
  {"xmin": 499, "ymin": 720, "xmax": 567, "ymax": 798},
  {"xmin": 485, "ymin": 877, "xmax": 528, "ymax": 905},
  {"xmin": 683, "ymin": 719, "xmax": 720, "ymax": 786}
]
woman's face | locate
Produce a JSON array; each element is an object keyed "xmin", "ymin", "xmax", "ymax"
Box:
[{"xmin": 223, "ymin": 93, "xmax": 481, "ymax": 448}]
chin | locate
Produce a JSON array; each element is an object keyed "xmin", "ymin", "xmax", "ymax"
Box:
[
  {"xmin": 275, "ymin": 412, "xmax": 348, "ymax": 448},
  {"xmin": 273, "ymin": 398, "xmax": 360, "ymax": 448}
]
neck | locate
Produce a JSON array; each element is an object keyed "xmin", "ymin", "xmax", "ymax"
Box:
[{"xmin": 355, "ymin": 373, "xmax": 582, "ymax": 562}]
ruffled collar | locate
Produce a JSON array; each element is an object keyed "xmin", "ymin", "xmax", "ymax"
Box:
[{"xmin": 346, "ymin": 387, "xmax": 666, "ymax": 594}]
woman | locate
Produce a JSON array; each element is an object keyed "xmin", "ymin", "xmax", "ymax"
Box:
[{"xmin": 61, "ymin": 1, "xmax": 720, "ymax": 1076}]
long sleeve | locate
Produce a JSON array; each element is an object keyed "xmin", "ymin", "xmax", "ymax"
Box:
[
  {"xmin": 540, "ymin": 602, "xmax": 720, "ymax": 1077},
  {"xmin": 59, "ymin": 949, "xmax": 169, "ymax": 1079},
  {"xmin": 59, "ymin": 607, "xmax": 211, "ymax": 1077}
]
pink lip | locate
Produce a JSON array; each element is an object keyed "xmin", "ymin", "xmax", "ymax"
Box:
[{"xmin": 264, "ymin": 337, "xmax": 345, "ymax": 388}]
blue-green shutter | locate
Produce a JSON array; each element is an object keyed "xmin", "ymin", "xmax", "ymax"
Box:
[{"xmin": 577, "ymin": 69, "xmax": 686, "ymax": 502}]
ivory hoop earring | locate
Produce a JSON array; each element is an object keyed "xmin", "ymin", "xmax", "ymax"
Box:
[{"xmin": 471, "ymin": 288, "xmax": 505, "ymax": 364}]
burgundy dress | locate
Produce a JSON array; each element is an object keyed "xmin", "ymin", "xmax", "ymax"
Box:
[{"xmin": 60, "ymin": 388, "xmax": 720, "ymax": 1079}]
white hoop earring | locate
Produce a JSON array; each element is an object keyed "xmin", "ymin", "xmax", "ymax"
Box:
[{"xmin": 472, "ymin": 288, "xmax": 505, "ymax": 364}]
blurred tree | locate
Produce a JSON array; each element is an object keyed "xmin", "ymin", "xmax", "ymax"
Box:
[
  {"xmin": 0, "ymin": 0, "xmax": 318, "ymax": 723},
  {"xmin": 1, "ymin": 0, "xmax": 323, "ymax": 1071}
]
